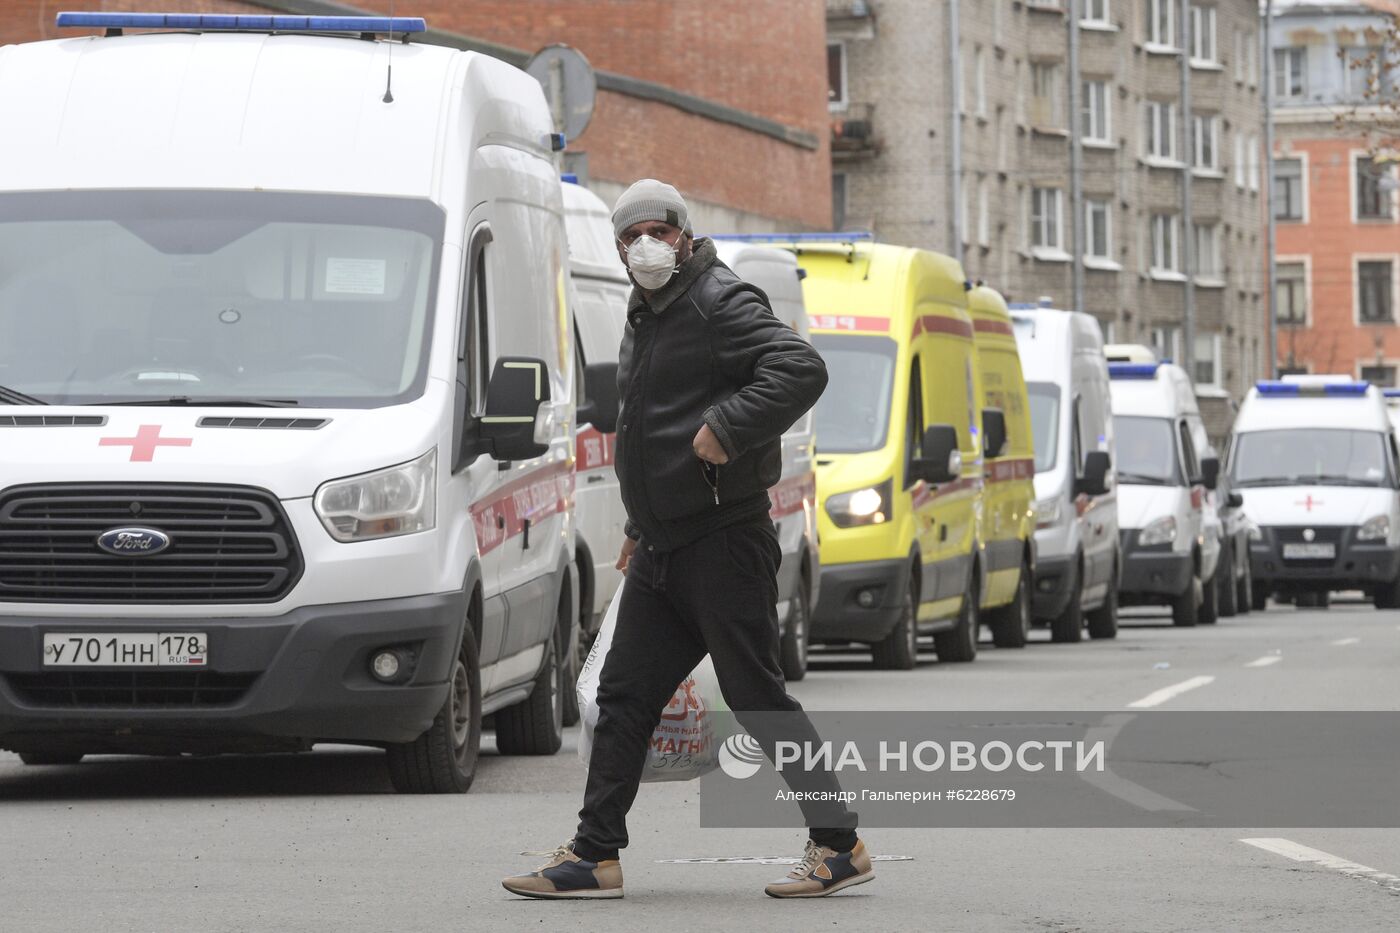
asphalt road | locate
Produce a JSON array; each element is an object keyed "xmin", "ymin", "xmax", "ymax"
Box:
[{"xmin": 2, "ymin": 602, "xmax": 1397, "ymax": 932}]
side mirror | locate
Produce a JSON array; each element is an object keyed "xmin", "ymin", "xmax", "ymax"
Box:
[
  {"xmin": 1227, "ymin": 490, "xmax": 1244, "ymax": 509},
  {"xmin": 981, "ymin": 408, "xmax": 1008, "ymax": 459},
  {"xmin": 575, "ymin": 362, "xmax": 620, "ymax": 434},
  {"xmin": 1200, "ymin": 455, "xmax": 1220, "ymax": 491},
  {"xmin": 912, "ymin": 425, "xmax": 962, "ymax": 485},
  {"xmin": 1076, "ymin": 450, "xmax": 1111, "ymax": 497},
  {"xmin": 481, "ymin": 356, "xmax": 551, "ymax": 462}
]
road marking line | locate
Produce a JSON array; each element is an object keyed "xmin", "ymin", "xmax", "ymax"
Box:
[
  {"xmin": 1126, "ymin": 675, "xmax": 1215, "ymax": 709},
  {"xmin": 1240, "ymin": 838, "xmax": 1400, "ymax": 895},
  {"xmin": 1330, "ymin": 637, "xmax": 1361, "ymax": 646},
  {"xmin": 1244, "ymin": 655, "xmax": 1282, "ymax": 668}
]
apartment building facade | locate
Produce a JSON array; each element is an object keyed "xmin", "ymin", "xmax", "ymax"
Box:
[
  {"xmin": 1270, "ymin": 0, "xmax": 1400, "ymax": 384},
  {"xmin": 828, "ymin": 0, "xmax": 1268, "ymax": 439}
]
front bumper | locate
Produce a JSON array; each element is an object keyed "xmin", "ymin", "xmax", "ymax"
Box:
[
  {"xmin": 811, "ymin": 558, "xmax": 908, "ymax": 642},
  {"xmin": 0, "ymin": 592, "xmax": 465, "ymax": 754},
  {"xmin": 1119, "ymin": 531, "xmax": 1193, "ymax": 599},
  {"xmin": 1031, "ymin": 553, "xmax": 1075, "ymax": 620},
  {"xmin": 1250, "ymin": 527, "xmax": 1400, "ymax": 594}
]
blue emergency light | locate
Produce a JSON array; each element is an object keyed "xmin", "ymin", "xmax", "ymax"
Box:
[
  {"xmin": 1107, "ymin": 362, "xmax": 1161, "ymax": 380},
  {"xmin": 55, "ymin": 12, "xmax": 427, "ymax": 34},
  {"xmin": 1383, "ymin": 388, "xmax": 1400, "ymax": 398},
  {"xmin": 707, "ymin": 231, "xmax": 876, "ymax": 243},
  {"xmin": 1007, "ymin": 300, "xmax": 1055, "ymax": 310},
  {"xmin": 560, "ymin": 173, "xmax": 580, "ymax": 185},
  {"xmin": 1255, "ymin": 380, "xmax": 1369, "ymax": 396}
]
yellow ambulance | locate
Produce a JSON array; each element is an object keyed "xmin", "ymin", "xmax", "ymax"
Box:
[{"xmin": 795, "ymin": 238, "xmax": 1025, "ymax": 668}]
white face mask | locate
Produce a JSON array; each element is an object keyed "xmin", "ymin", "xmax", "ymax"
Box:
[{"xmin": 622, "ymin": 234, "xmax": 679, "ymax": 290}]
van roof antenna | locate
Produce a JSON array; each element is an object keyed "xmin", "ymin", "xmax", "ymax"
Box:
[{"xmin": 382, "ymin": 0, "xmax": 396, "ymax": 104}]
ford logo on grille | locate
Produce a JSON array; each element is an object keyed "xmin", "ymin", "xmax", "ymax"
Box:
[{"xmin": 96, "ymin": 527, "xmax": 172, "ymax": 556}]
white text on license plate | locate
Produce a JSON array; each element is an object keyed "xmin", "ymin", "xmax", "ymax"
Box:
[
  {"xmin": 43, "ymin": 633, "xmax": 208, "ymax": 667},
  {"xmin": 1283, "ymin": 542, "xmax": 1335, "ymax": 560}
]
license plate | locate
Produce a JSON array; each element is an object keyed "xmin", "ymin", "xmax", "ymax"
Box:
[
  {"xmin": 1283, "ymin": 542, "xmax": 1335, "ymax": 560},
  {"xmin": 43, "ymin": 633, "xmax": 208, "ymax": 667}
]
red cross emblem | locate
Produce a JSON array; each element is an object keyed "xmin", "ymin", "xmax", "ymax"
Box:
[
  {"xmin": 99, "ymin": 425, "xmax": 193, "ymax": 462},
  {"xmin": 1295, "ymin": 495, "xmax": 1323, "ymax": 512}
]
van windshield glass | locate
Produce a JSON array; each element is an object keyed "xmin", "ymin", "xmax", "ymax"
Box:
[
  {"xmin": 1027, "ymin": 382, "xmax": 1059, "ymax": 472},
  {"xmin": 1231, "ymin": 429, "xmax": 1392, "ymax": 487},
  {"xmin": 812, "ymin": 334, "xmax": 897, "ymax": 453},
  {"xmin": 1114, "ymin": 416, "xmax": 1180, "ymax": 485},
  {"xmin": 0, "ymin": 191, "xmax": 444, "ymax": 408}
]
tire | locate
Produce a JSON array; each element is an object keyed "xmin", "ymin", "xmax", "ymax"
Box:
[
  {"xmin": 872, "ymin": 566, "xmax": 919, "ymax": 670},
  {"xmin": 779, "ymin": 575, "xmax": 812, "ymax": 681},
  {"xmin": 934, "ymin": 569, "xmax": 979, "ymax": 663},
  {"xmin": 18, "ymin": 752, "xmax": 83, "ymax": 766},
  {"xmin": 1050, "ymin": 560, "xmax": 1085, "ymax": 643},
  {"xmin": 1375, "ymin": 575, "xmax": 1400, "ymax": 609},
  {"xmin": 1218, "ymin": 547, "xmax": 1239, "ymax": 618},
  {"xmin": 990, "ymin": 560, "xmax": 1031, "ymax": 648},
  {"xmin": 1236, "ymin": 552, "xmax": 1253, "ymax": 615},
  {"xmin": 387, "ymin": 624, "xmax": 482, "ymax": 794},
  {"xmin": 1251, "ymin": 584, "xmax": 1268, "ymax": 613},
  {"xmin": 1297, "ymin": 591, "xmax": 1331, "ymax": 610},
  {"xmin": 1172, "ymin": 575, "xmax": 1201, "ymax": 627},
  {"xmin": 1199, "ymin": 568, "xmax": 1220, "ymax": 626},
  {"xmin": 561, "ymin": 581, "xmax": 584, "ymax": 728},
  {"xmin": 495, "ymin": 634, "xmax": 565, "ymax": 756},
  {"xmin": 1086, "ymin": 562, "xmax": 1119, "ymax": 640}
]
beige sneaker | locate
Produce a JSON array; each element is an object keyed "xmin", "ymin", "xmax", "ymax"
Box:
[
  {"xmin": 764, "ymin": 839, "xmax": 874, "ymax": 898},
  {"xmin": 501, "ymin": 840, "xmax": 624, "ymax": 900}
]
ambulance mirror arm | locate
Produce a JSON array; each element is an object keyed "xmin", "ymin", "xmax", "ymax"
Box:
[{"xmin": 576, "ymin": 362, "xmax": 620, "ymax": 434}]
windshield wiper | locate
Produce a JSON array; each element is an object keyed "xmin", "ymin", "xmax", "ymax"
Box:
[
  {"xmin": 1308, "ymin": 473, "xmax": 1381, "ymax": 487},
  {"xmin": 1235, "ymin": 475, "xmax": 1298, "ymax": 487},
  {"xmin": 90, "ymin": 397, "xmax": 300, "ymax": 408},
  {"xmin": 1116, "ymin": 471, "xmax": 1171, "ymax": 486},
  {"xmin": 0, "ymin": 384, "xmax": 48, "ymax": 406}
]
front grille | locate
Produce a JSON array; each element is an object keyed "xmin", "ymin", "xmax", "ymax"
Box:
[
  {"xmin": 7, "ymin": 670, "xmax": 257, "ymax": 708},
  {"xmin": 0, "ymin": 484, "xmax": 303, "ymax": 603},
  {"xmin": 1270, "ymin": 526, "xmax": 1346, "ymax": 544}
]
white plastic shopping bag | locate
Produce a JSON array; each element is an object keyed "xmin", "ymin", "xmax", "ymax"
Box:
[{"xmin": 577, "ymin": 578, "xmax": 726, "ymax": 782}]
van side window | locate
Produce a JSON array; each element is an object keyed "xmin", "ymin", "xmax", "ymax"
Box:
[
  {"xmin": 1388, "ymin": 434, "xmax": 1400, "ymax": 488},
  {"xmin": 1178, "ymin": 421, "xmax": 1199, "ymax": 482},
  {"xmin": 904, "ymin": 357, "xmax": 925, "ymax": 488},
  {"xmin": 1071, "ymin": 397, "xmax": 1084, "ymax": 479},
  {"xmin": 574, "ymin": 331, "xmax": 588, "ymax": 408},
  {"xmin": 462, "ymin": 226, "xmax": 492, "ymax": 417}
]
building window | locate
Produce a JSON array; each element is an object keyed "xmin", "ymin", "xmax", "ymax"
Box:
[
  {"xmin": 1233, "ymin": 133, "xmax": 1245, "ymax": 187},
  {"xmin": 1031, "ymin": 62, "xmax": 1064, "ymax": 129},
  {"xmin": 1233, "ymin": 28, "xmax": 1244, "ymax": 82},
  {"xmin": 1361, "ymin": 364, "xmax": 1397, "ymax": 387},
  {"xmin": 1356, "ymin": 156, "xmax": 1396, "ymax": 220},
  {"xmin": 960, "ymin": 181, "xmax": 970, "ymax": 246},
  {"xmin": 1273, "ymin": 158, "xmax": 1304, "ymax": 220},
  {"xmin": 827, "ymin": 42, "xmax": 847, "ymax": 109},
  {"xmin": 1190, "ymin": 6, "xmax": 1217, "ymax": 64},
  {"xmin": 1194, "ymin": 223, "xmax": 1222, "ymax": 280},
  {"xmin": 1342, "ymin": 46, "xmax": 1386, "ymax": 102},
  {"xmin": 1151, "ymin": 214, "xmax": 1181, "ymax": 273},
  {"xmin": 974, "ymin": 46, "xmax": 987, "ymax": 117},
  {"xmin": 1031, "ymin": 187, "xmax": 1064, "ymax": 252},
  {"xmin": 1145, "ymin": 0, "xmax": 1176, "ymax": 48},
  {"xmin": 1277, "ymin": 261, "xmax": 1307, "ymax": 324},
  {"xmin": 1083, "ymin": 0, "xmax": 1111, "ymax": 26},
  {"xmin": 977, "ymin": 176, "xmax": 990, "ymax": 247},
  {"xmin": 1083, "ymin": 80, "xmax": 1111, "ymax": 142},
  {"xmin": 1273, "ymin": 47, "xmax": 1306, "ymax": 100},
  {"xmin": 1151, "ymin": 326, "xmax": 1182, "ymax": 363},
  {"xmin": 1144, "ymin": 101, "xmax": 1178, "ymax": 161},
  {"xmin": 1247, "ymin": 135, "xmax": 1259, "ymax": 191},
  {"xmin": 832, "ymin": 172, "xmax": 848, "ymax": 230},
  {"xmin": 1195, "ymin": 334, "xmax": 1222, "ymax": 387},
  {"xmin": 1086, "ymin": 199, "xmax": 1113, "ymax": 262},
  {"xmin": 1192, "ymin": 114, "xmax": 1219, "ymax": 171},
  {"xmin": 1359, "ymin": 260, "xmax": 1395, "ymax": 323}
]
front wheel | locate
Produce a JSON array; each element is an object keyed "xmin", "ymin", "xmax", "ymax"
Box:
[
  {"xmin": 1199, "ymin": 569, "xmax": 1220, "ymax": 625},
  {"xmin": 990, "ymin": 561, "xmax": 1031, "ymax": 648},
  {"xmin": 1236, "ymin": 553, "xmax": 1253, "ymax": 614},
  {"xmin": 1050, "ymin": 561, "xmax": 1085, "ymax": 643},
  {"xmin": 1085, "ymin": 563, "xmax": 1119, "ymax": 640},
  {"xmin": 934, "ymin": 570, "xmax": 979, "ymax": 663},
  {"xmin": 779, "ymin": 576, "xmax": 812, "ymax": 681},
  {"xmin": 872, "ymin": 567, "xmax": 919, "ymax": 670},
  {"xmin": 1251, "ymin": 583, "xmax": 1269, "ymax": 612},
  {"xmin": 1172, "ymin": 575, "xmax": 1201, "ymax": 627},
  {"xmin": 1217, "ymin": 547, "xmax": 1239, "ymax": 618},
  {"xmin": 387, "ymin": 625, "xmax": 482, "ymax": 794}
]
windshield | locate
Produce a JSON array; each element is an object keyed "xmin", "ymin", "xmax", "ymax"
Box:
[
  {"xmin": 1115, "ymin": 416, "xmax": 1181, "ymax": 485},
  {"xmin": 1027, "ymin": 382, "xmax": 1060, "ymax": 472},
  {"xmin": 812, "ymin": 334, "xmax": 897, "ymax": 454},
  {"xmin": 0, "ymin": 191, "xmax": 444, "ymax": 408},
  {"xmin": 1231, "ymin": 429, "xmax": 1393, "ymax": 487}
]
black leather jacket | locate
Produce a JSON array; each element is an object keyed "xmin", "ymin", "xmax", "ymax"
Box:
[{"xmin": 615, "ymin": 238, "xmax": 828, "ymax": 551}]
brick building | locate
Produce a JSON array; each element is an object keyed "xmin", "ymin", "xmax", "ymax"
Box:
[
  {"xmin": 829, "ymin": 0, "xmax": 1268, "ymax": 440},
  {"xmin": 1269, "ymin": 0, "xmax": 1400, "ymax": 384},
  {"xmin": 1, "ymin": 0, "xmax": 832, "ymax": 232}
]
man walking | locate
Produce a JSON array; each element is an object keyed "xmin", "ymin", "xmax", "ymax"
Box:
[{"xmin": 503, "ymin": 179, "xmax": 870, "ymax": 900}]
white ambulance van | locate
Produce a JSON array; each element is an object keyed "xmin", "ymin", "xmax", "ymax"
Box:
[
  {"xmin": 0, "ymin": 13, "xmax": 578, "ymax": 793},
  {"xmin": 1385, "ymin": 388, "xmax": 1400, "ymax": 437},
  {"xmin": 1231, "ymin": 377, "xmax": 1400, "ymax": 609},
  {"xmin": 1108, "ymin": 356, "xmax": 1221, "ymax": 626},
  {"xmin": 1010, "ymin": 305, "xmax": 1119, "ymax": 641}
]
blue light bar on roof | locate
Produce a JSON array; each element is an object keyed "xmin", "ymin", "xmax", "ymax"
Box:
[
  {"xmin": 1384, "ymin": 388, "xmax": 1400, "ymax": 398},
  {"xmin": 707, "ymin": 231, "xmax": 876, "ymax": 243},
  {"xmin": 55, "ymin": 12, "xmax": 427, "ymax": 34},
  {"xmin": 1256, "ymin": 380, "xmax": 1370, "ymax": 396},
  {"xmin": 1108, "ymin": 362, "xmax": 1160, "ymax": 380},
  {"xmin": 1007, "ymin": 300, "xmax": 1056, "ymax": 310}
]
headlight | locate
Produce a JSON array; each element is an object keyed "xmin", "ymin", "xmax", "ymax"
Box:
[
  {"xmin": 1358, "ymin": 514, "xmax": 1391, "ymax": 542},
  {"xmin": 826, "ymin": 479, "xmax": 892, "ymax": 528},
  {"xmin": 1034, "ymin": 497, "xmax": 1062, "ymax": 529},
  {"xmin": 1138, "ymin": 515, "xmax": 1177, "ymax": 548},
  {"xmin": 314, "ymin": 448, "xmax": 437, "ymax": 542}
]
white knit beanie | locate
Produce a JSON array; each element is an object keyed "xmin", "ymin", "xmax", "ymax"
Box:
[{"xmin": 611, "ymin": 179, "xmax": 689, "ymax": 238}]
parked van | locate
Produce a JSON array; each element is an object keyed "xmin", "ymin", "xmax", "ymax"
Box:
[
  {"xmin": 1385, "ymin": 388, "xmax": 1400, "ymax": 437},
  {"xmin": 1231, "ymin": 377, "xmax": 1400, "ymax": 609},
  {"xmin": 0, "ymin": 14, "xmax": 578, "ymax": 793},
  {"xmin": 966, "ymin": 286, "xmax": 1037, "ymax": 648},
  {"xmin": 1108, "ymin": 357, "xmax": 1221, "ymax": 626},
  {"xmin": 796, "ymin": 238, "xmax": 980, "ymax": 669},
  {"xmin": 1011, "ymin": 305, "xmax": 1119, "ymax": 641}
]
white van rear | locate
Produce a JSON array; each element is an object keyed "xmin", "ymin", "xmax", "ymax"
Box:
[{"xmin": 0, "ymin": 14, "xmax": 577, "ymax": 792}]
